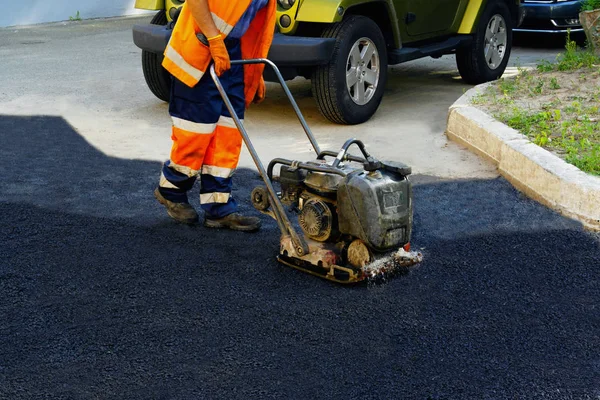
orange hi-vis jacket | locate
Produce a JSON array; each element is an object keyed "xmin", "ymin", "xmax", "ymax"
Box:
[{"xmin": 162, "ymin": 0, "xmax": 276, "ymax": 107}]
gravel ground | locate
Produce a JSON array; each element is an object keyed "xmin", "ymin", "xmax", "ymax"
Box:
[{"xmin": 1, "ymin": 115, "xmax": 599, "ymax": 399}]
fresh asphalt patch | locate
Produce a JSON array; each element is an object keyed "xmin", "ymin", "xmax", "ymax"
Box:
[{"xmin": 1, "ymin": 115, "xmax": 599, "ymax": 399}]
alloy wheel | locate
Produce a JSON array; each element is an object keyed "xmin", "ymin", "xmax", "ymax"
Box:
[
  {"xmin": 484, "ymin": 14, "xmax": 507, "ymax": 70},
  {"xmin": 346, "ymin": 37, "xmax": 380, "ymax": 106}
]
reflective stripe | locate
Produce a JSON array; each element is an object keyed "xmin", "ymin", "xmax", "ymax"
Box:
[
  {"xmin": 200, "ymin": 192, "xmax": 230, "ymax": 204},
  {"xmin": 159, "ymin": 172, "xmax": 179, "ymax": 189},
  {"xmin": 169, "ymin": 161, "xmax": 199, "ymax": 177},
  {"xmin": 201, "ymin": 165, "xmax": 235, "ymax": 179},
  {"xmin": 164, "ymin": 45, "xmax": 205, "ymax": 81},
  {"xmin": 172, "ymin": 117, "xmax": 216, "ymax": 134},
  {"xmin": 217, "ymin": 116, "xmax": 243, "ymax": 129},
  {"xmin": 211, "ymin": 13, "xmax": 234, "ymax": 36}
]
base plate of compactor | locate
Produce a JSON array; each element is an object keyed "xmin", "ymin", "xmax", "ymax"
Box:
[{"xmin": 277, "ymin": 245, "xmax": 423, "ymax": 284}]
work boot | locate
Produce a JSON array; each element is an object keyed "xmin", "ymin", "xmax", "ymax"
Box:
[
  {"xmin": 154, "ymin": 188, "xmax": 199, "ymax": 224},
  {"xmin": 204, "ymin": 212, "xmax": 261, "ymax": 232}
]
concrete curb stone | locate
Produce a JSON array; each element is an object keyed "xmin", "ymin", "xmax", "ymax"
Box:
[{"xmin": 446, "ymin": 85, "xmax": 600, "ymax": 231}]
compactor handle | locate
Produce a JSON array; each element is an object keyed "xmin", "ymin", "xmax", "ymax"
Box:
[
  {"xmin": 227, "ymin": 59, "xmax": 321, "ymax": 156},
  {"xmin": 209, "ymin": 61, "xmax": 310, "ymax": 257},
  {"xmin": 331, "ymin": 138, "xmax": 382, "ymax": 171}
]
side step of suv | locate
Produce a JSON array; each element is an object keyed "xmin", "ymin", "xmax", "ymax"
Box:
[{"xmin": 389, "ymin": 36, "xmax": 474, "ymax": 64}]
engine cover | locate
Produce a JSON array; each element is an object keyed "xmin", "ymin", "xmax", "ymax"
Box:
[
  {"xmin": 337, "ymin": 169, "xmax": 412, "ymax": 252},
  {"xmin": 298, "ymin": 198, "xmax": 334, "ymax": 242}
]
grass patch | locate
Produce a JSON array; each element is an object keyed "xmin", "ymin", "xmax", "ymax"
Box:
[
  {"xmin": 472, "ymin": 35, "xmax": 600, "ymax": 175},
  {"xmin": 537, "ymin": 37, "xmax": 599, "ymax": 72}
]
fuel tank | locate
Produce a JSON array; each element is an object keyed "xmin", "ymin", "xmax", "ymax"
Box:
[{"xmin": 337, "ymin": 168, "xmax": 412, "ymax": 252}]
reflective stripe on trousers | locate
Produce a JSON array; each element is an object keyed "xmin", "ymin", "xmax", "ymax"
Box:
[{"xmin": 158, "ymin": 39, "xmax": 244, "ymax": 219}]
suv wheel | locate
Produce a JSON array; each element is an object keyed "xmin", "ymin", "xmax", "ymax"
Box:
[
  {"xmin": 456, "ymin": 1, "xmax": 513, "ymax": 84},
  {"xmin": 142, "ymin": 10, "xmax": 171, "ymax": 102},
  {"xmin": 312, "ymin": 16, "xmax": 388, "ymax": 125}
]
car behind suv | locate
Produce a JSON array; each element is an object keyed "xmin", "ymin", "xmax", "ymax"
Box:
[
  {"xmin": 133, "ymin": 0, "xmax": 523, "ymax": 124},
  {"xmin": 515, "ymin": 0, "xmax": 584, "ymax": 34}
]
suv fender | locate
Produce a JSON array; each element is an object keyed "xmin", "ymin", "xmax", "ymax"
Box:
[
  {"xmin": 282, "ymin": 0, "xmax": 401, "ymax": 47},
  {"xmin": 134, "ymin": 0, "xmax": 165, "ymax": 11},
  {"xmin": 457, "ymin": 0, "xmax": 521, "ymax": 34},
  {"xmin": 456, "ymin": 0, "xmax": 515, "ymax": 83},
  {"xmin": 135, "ymin": 0, "xmax": 184, "ymax": 21},
  {"xmin": 296, "ymin": 0, "xmax": 392, "ymax": 23}
]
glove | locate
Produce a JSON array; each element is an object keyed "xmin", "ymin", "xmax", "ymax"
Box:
[
  {"xmin": 253, "ymin": 78, "xmax": 266, "ymax": 104},
  {"xmin": 207, "ymin": 34, "xmax": 230, "ymax": 76}
]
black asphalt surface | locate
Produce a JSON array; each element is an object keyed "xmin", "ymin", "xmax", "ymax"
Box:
[{"xmin": 1, "ymin": 115, "xmax": 599, "ymax": 399}]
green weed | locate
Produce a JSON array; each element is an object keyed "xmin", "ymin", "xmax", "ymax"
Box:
[
  {"xmin": 69, "ymin": 11, "xmax": 81, "ymax": 21},
  {"xmin": 535, "ymin": 32, "xmax": 600, "ymax": 72},
  {"xmin": 499, "ymin": 78, "xmax": 517, "ymax": 95},
  {"xmin": 537, "ymin": 60, "xmax": 554, "ymax": 73},
  {"xmin": 581, "ymin": 0, "xmax": 600, "ymax": 12},
  {"xmin": 531, "ymin": 79, "xmax": 545, "ymax": 95}
]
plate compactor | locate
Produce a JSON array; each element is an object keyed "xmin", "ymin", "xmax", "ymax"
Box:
[{"xmin": 211, "ymin": 60, "xmax": 422, "ymax": 284}]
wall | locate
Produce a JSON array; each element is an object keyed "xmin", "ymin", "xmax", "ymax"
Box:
[{"xmin": 0, "ymin": 0, "xmax": 153, "ymax": 28}]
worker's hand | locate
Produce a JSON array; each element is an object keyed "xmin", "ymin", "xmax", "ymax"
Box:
[
  {"xmin": 207, "ymin": 34, "xmax": 230, "ymax": 76},
  {"xmin": 253, "ymin": 78, "xmax": 266, "ymax": 104}
]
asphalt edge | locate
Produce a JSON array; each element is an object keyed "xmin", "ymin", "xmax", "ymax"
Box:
[{"xmin": 446, "ymin": 83, "xmax": 600, "ymax": 231}]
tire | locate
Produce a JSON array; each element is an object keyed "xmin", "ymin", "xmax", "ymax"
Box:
[
  {"xmin": 312, "ymin": 16, "xmax": 388, "ymax": 125},
  {"xmin": 141, "ymin": 10, "xmax": 171, "ymax": 102},
  {"xmin": 456, "ymin": 1, "xmax": 513, "ymax": 85}
]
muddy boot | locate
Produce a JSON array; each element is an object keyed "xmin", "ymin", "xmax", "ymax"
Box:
[
  {"xmin": 204, "ymin": 212, "xmax": 261, "ymax": 232},
  {"xmin": 154, "ymin": 188, "xmax": 199, "ymax": 224}
]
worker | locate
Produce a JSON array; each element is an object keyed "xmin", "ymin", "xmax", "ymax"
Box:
[{"xmin": 154, "ymin": 0, "xmax": 276, "ymax": 231}]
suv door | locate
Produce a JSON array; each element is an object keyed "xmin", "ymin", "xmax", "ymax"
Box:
[{"xmin": 406, "ymin": 0, "xmax": 463, "ymax": 36}]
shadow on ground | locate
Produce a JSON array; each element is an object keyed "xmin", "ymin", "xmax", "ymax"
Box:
[{"xmin": 1, "ymin": 115, "xmax": 598, "ymax": 399}]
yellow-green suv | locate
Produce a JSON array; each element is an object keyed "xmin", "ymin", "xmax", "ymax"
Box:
[{"xmin": 133, "ymin": 0, "xmax": 523, "ymax": 124}]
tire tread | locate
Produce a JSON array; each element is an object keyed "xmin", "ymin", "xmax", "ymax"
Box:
[
  {"xmin": 141, "ymin": 11, "xmax": 171, "ymax": 102},
  {"xmin": 312, "ymin": 16, "xmax": 387, "ymax": 125},
  {"xmin": 313, "ymin": 19, "xmax": 348, "ymax": 124},
  {"xmin": 456, "ymin": 1, "xmax": 513, "ymax": 84}
]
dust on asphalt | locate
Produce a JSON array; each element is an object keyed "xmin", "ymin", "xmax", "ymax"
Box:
[{"xmin": 1, "ymin": 115, "xmax": 599, "ymax": 399}]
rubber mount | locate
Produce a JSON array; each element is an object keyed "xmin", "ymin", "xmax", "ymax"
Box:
[{"xmin": 347, "ymin": 239, "xmax": 372, "ymax": 268}]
